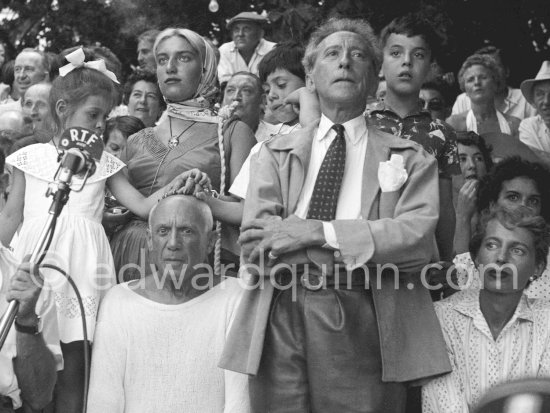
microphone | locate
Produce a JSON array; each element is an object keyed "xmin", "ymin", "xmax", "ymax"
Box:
[{"xmin": 56, "ymin": 127, "xmax": 104, "ymax": 182}]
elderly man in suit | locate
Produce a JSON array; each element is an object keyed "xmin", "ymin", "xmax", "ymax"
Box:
[{"xmin": 220, "ymin": 17, "xmax": 451, "ymax": 412}]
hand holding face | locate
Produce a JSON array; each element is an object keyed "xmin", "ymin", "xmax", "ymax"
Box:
[{"xmin": 456, "ymin": 179, "xmax": 479, "ymax": 220}]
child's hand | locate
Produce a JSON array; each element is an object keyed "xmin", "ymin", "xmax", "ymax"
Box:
[
  {"xmin": 284, "ymin": 87, "xmax": 321, "ymax": 126},
  {"xmin": 166, "ymin": 169, "xmax": 212, "ymax": 197}
]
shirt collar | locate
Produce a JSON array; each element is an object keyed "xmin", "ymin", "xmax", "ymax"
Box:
[
  {"xmin": 316, "ymin": 113, "xmax": 367, "ymax": 145},
  {"xmin": 535, "ymin": 115, "xmax": 550, "ymax": 132},
  {"xmin": 368, "ymin": 100, "xmax": 430, "ymax": 119},
  {"xmin": 452, "ymin": 288, "xmax": 535, "ymax": 324}
]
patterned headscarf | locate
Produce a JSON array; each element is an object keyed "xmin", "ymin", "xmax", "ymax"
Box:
[{"xmin": 154, "ymin": 28, "xmax": 219, "ymax": 123}]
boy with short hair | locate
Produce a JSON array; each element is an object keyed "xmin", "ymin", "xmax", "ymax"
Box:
[
  {"xmin": 255, "ymin": 41, "xmax": 306, "ymax": 142},
  {"xmin": 368, "ymin": 13, "xmax": 460, "ymax": 261},
  {"xmin": 201, "ymin": 42, "xmax": 306, "ymax": 226}
]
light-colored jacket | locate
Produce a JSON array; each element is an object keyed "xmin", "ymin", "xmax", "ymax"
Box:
[{"xmin": 219, "ymin": 120, "xmax": 452, "ymax": 383}]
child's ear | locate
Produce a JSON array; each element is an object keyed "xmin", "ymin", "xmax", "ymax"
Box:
[
  {"xmin": 305, "ymin": 73, "xmax": 316, "ymax": 93},
  {"xmin": 55, "ymin": 99, "xmax": 67, "ymax": 119}
]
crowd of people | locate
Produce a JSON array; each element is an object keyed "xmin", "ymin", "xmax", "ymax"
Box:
[{"xmin": 0, "ymin": 8, "xmax": 550, "ymax": 413}]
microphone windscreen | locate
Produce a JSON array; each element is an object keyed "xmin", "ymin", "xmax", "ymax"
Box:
[{"xmin": 59, "ymin": 127, "xmax": 105, "ymax": 163}]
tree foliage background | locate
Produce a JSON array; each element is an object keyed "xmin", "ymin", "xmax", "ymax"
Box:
[{"xmin": 0, "ymin": 0, "xmax": 548, "ymax": 85}]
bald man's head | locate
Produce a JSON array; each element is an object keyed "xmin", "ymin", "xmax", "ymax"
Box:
[{"xmin": 147, "ymin": 195, "xmax": 215, "ymax": 273}]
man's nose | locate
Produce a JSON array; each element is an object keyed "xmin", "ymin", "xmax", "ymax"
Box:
[
  {"xmin": 232, "ymin": 89, "xmax": 243, "ymax": 101},
  {"xmin": 402, "ymin": 52, "xmax": 412, "ymax": 66},
  {"xmin": 167, "ymin": 230, "xmax": 180, "ymax": 249},
  {"xmin": 338, "ymin": 51, "xmax": 351, "ymax": 69}
]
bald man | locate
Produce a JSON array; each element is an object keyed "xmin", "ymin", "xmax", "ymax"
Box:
[{"xmin": 87, "ymin": 196, "xmax": 250, "ymax": 413}]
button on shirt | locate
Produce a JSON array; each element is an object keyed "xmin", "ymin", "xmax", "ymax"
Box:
[
  {"xmin": 422, "ymin": 288, "xmax": 550, "ymax": 413},
  {"xmin": 294, "ymin": 114, "xmax": 368, "ymax": 248},
  {"xmin": 217, "ymin": 39, "xmax": 276, "ymax": 84}
]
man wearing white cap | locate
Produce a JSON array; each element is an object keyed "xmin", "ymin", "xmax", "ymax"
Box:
[
  {"xmin": 519, "ymin": 61, "xmax": 550, "ymax": 157},
  {"xmin": 217, "ymin": 11, "xmax": 276, "ymax": 85}
]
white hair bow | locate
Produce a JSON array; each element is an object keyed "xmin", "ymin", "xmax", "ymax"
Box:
[{"xmin": 59, "ymin": 47, "xmax": 119, "ymax": 84}]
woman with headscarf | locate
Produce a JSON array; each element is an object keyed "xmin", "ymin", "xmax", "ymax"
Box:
[{"xmin": 110, "ymin": 28, "xmax": 256, "ymax": 281}]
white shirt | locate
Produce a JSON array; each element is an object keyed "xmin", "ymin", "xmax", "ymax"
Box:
[
  {"xmin": 422, "ymin": 288, "xmax": 550, "ymax": 413},
  {"xmin": 0, "ymin": 246, "xmax": 62, "ymax": 409},
  {"xmin": 519, "ymin": 115, "xmax": 550, "ymax": 152},
  {"xmin": 452, "ymin": 87, "xmax": 536, "ymax": 119},
  {"xmin": 217, "ymin": 39, "xmax": 276, "ymax": 84},
  {"xmin": 294, "ymin": 114, "xmax": 368, "ymax": 248},
  {"xmin": 87, "ymin": 278, "xmax": 250, "ymax": 413}
]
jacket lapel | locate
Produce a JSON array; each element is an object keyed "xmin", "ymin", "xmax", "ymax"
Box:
[{"xmin": 266, "ymin": 121, "xmax": 318, "ymax": 215}]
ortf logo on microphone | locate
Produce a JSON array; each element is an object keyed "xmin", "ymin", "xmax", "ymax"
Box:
[{"xmin": 59, "ymin": 127, "xmax": 104, "ymax": 163}]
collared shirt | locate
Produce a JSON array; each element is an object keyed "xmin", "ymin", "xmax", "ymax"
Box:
[
  {"xmin": 519, "ymin": 115, "xmax": 550, "ymax": 153},
  {"xmin": 217, "ymin": 39, "xmax": 276, "ymax": 84},
  {"xmin": 422, "ymin": 288, "xmax": 550, "ymax": 413},
  {"xmin": 367, "ymin": 102, "xmax": 460, "ymax": 179},
  {"xmin": 0, "ymin": 246, "xmax": 62, "ymax": 409},
  {"xmin": 452, "ymin": 87, "xmax": 537, "ymax": 120},
  {"xmin": 294, "ymin": 114, "xmax": 368, "ymax": 248}
]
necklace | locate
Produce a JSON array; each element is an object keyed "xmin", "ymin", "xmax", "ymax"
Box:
[{"xmin": 168, "ymin": 117, "xmax": 196, "ymax": 149}]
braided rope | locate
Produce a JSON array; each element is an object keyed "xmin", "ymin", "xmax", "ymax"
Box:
[
  {"xmin": 214, "ymin": 117, "xmax": 226, "ymax": 277},
  {"xmin": 213, "ymin": 102, "xmax": 238, "ymax": 277}
]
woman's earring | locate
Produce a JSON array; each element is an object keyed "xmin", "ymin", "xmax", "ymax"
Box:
[{"xmin": 529, "ymin": 274, "xmax": 539, "ymax": 283}]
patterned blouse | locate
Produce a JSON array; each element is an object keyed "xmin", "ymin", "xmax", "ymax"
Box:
[
  {"xmin": 422, "ymin": 288, "xmax": 550, "ymax": 412},
  {"xmin": 367, "ymin": 102, "xmax": 460, "ymax": 179}
]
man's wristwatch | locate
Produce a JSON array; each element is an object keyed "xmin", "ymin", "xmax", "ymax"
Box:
[{"xmin": 14, "ymin": 315, "xmax": 42, "ymax": 335}]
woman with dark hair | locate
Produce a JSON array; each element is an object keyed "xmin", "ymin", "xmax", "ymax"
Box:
[
  {"xmin": 447, "ymin": 54, "xmax": 521, "ymax": 136},
  {"xmin": 454, "ymin": 156, "xmax": 550, "ymax": 299},
  {"xmin": 424, "ymin": 206, "xmax": 550, "ymax": 412},
  {"xmin": 454, "ymin": 132, "xmax": 493, "ymax": 253},
  {"xmin": 123, "ymin": 72, "xmax": 165, "ymax": 127}
]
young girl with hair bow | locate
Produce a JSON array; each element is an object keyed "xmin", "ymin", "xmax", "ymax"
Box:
[{"xmin": 0, "ymin": 48, "xmax": 206, "ymax": 412}]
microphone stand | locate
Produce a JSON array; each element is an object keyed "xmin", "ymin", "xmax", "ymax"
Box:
[{"xmin": 0, "ymin": 152, "xmax": 91, "ymax": 350}]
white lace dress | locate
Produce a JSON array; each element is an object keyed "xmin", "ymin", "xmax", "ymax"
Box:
[{"xmin": 6, "ymin": 143, "xmax": 125, "ymax": 343}]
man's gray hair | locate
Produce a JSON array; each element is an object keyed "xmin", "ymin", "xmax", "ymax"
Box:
[{"xmin": 302, "ymin": 18, "xmax": 382, "ymax": 75}]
